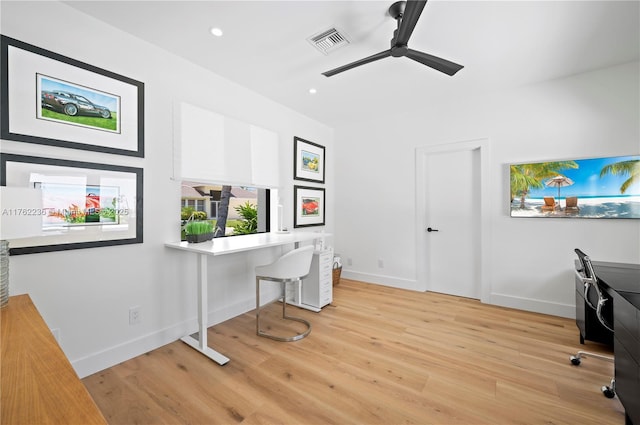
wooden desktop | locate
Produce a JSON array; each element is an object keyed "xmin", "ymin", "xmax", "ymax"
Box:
[{"xmin": 1, "ymin": 294, "xmax": 106, "ymax": 424}]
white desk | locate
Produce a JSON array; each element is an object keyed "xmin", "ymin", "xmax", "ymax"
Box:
[{"xmin": 165, "ymin": 231, "xmax": 325, "ymax": 365}]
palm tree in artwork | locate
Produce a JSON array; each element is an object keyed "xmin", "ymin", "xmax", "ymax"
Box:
[
  {"xmin": 600, "ymin": 159, "xmax": 640, "ymax": 194},
  {"xmin": 511, "ymin": 164, "xmax": 544, "ymax": 206},
  {"xmin": 510, "ymin": 161, "xmax": 578, "ymax": 208}
]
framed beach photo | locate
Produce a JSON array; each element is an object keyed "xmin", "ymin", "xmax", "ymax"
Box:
[
  {"xmin": 1, "ymin": 153, "xmax": 143, "ymax": 255},
  {"xmin": 294, "ymin": 185, "xmax": 325, "ymax": 228},
  {"xmin": 1, "ymin": 35, "xmax": 144, "ymax": 157},
  {"xmin": 294, "ymin": 137, "xmax": 325, "ymax": 183},
  {"xmin": 510, "ymin": 154, "xmax": 640, "ymax": 219}
]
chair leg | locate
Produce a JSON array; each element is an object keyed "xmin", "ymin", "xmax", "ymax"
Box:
[
  {"xmin": 256, "ymin": 278, "xmax": 311, "ymax": 342},
  {"xmin": 602, "ymin": 377, "xmax": 616, "ymax": 399},
  {"xmin": 256, "ymin": 277, "xmax": 261, "ymax": 337},
  {"xmin": 570, "ymin": 350, "xmax": 616, "ymax": 398},
  {"xmin": 570, "ymin": 350, "xmax": 614, "ymax": 365}
]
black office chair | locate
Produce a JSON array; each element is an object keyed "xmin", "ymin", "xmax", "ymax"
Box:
[{"xmin": 570, "ymin": 248, "xmax": 616, "ymax": 398}]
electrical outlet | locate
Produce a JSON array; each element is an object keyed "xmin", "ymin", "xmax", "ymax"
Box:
[
  {"xmin": 347, "ymin": 258, "xmax": 353, "ymax": 266},
  {"xmin": 129, "ymin": 306, "xmax": 141, "ymax": 325},
  {"xmin": 378, "ymin": 259, "xmax": 384, "ymax": 268}
]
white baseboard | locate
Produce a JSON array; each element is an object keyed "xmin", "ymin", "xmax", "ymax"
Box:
[
  {"xmin": 341, "ymin": 270, "xmax": 419, "ymax": 291},
  {"xmin": 71, "ymin": 298, "xmax": 255, "ymax": 379},
  {"xmin": 342, "ymin": 270, "xmax": 575, "ymax": 319},
  {"xmin": 489, "ymin": 293, "xmax": 575, "ymax": 319}
]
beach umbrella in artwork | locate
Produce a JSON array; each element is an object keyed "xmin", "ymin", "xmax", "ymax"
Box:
[{"xmin": 545, "ymin": 175, "xmax": 574, "ymax": 201}]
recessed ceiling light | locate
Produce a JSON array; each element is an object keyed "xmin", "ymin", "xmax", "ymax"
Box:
[
  {"xmin": 309, "ymin": 88, "xmax": 317, "ymax": 95},
  {"xmin": 210, "ymin": 27, "xmax": 223, "ymax": 37}
]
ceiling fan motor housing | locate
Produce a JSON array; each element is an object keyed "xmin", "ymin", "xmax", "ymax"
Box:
[
  {"xmin": 391, "ymin": 45, "xmax": 409, "ymax": 57},
  {"xmin": 390, "ymin": 28, "xmax": 408, "ymax": 57}
]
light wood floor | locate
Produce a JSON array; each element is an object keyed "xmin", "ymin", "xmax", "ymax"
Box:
[{"xmin": 83, "ymin": 279, "xmax": 625, "ymax": 424}]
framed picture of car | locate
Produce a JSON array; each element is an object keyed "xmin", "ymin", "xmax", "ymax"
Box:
[
  {"xmin": 1, "ymin": 35, "xmax": 144, "ymax": 157},
  {"xmin": 294, "ymin": 185, "xmax": 325, "ymax": 228},
  {"xmin": 0, "ymin": 153, "xmax": 143, "ymax": 255},
  {"xmin": 294, "ymin": 137, "xmax": 325, "ymax": 183},
  {"xmin": 38, "ymin": 74, "xmax": 120, "ymax": 132}
]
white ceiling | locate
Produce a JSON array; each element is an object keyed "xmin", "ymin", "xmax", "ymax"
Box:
[{"xmin": 64, "ymin": 0, "xmax": 640, "ymax": 127}]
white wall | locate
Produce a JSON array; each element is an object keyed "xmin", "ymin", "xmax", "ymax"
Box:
[
  {"xmin": 0, "ymin": 1, "xmax": 333, "ymax": 377},
  {"xmin": 334, "ymin": 61, "xmax": 640, "ymax": 317}
]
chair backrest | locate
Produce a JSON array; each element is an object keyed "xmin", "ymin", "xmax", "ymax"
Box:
[
  {"xmin": 566, "ymin": 197, "xmax": 578, "ymax": 208},
  {"xmin": 574, "ymin": 248, "xmax": 593, "ymax": 279},
  {"xmin": 543, "ymin": 197, "xmax": 555, "ymax": 206},
  {"xmin": 574, "ymin": 248, "xmax": 613, "ymax": 331},
  {"xmin": 575, "ymin": 248, "xmax": 597, "ymax": 311},
  {"xmin": 255, "ymin": 245, "xmax": 315, "ymax": 280},
  {"xmin": 585, "ymin": 255, "xmax": 614, "ymax": 332}
]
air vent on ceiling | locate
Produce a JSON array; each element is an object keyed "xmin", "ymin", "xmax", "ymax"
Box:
[{"xmin": 307, "ymin": 27, "xmax": 350, "ymax": 55}]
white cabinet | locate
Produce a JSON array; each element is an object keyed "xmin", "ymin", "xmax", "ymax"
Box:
[
  {"xmin": 286, "ymin": 248, "xmax": 333, "ymax": 312},
  {"xmin": 302, "ymin": 248, "xmax": 333, "ymax": 310}
]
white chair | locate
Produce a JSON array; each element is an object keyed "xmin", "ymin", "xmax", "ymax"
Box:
[{"xmin": 255, "ymin": 245, "xmax": 314, "ymax": 341}]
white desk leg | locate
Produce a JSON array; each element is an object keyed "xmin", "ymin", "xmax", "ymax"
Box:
[{"xmin": 180, "ymin": 253, "xmax": 230, "ymax": 365}]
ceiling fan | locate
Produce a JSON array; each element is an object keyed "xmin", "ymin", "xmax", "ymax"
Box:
[{"xmin": 322, "ymin": 0, "xmax": 463, "ymax": 77}]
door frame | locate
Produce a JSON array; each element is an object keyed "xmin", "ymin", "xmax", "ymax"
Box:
[{"xmin": 415, "ymin": 138, "xmax": 492, "ymax": 303}]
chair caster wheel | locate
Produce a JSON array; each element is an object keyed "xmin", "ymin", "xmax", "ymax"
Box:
[
  {"xmin": 570, "ymin": 356, "xmax": 581, "ymax": 366},
  {"xmin": 602, "ymin": 386, "xmax": 615, "ymax": 399}
]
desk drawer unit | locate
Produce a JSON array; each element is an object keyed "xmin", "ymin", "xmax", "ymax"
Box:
[
  {"xmin": 302, "ymin": 249, "xmax": 333, "ymax": 309},
  {"xmin": 613, "ymin": 293, "xmax": 640, "ymax": 425}
]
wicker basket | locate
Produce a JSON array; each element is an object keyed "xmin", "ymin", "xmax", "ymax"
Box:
[{"xmin": 332, "ymin": 266, "xmax": 342, "ymax": 286}]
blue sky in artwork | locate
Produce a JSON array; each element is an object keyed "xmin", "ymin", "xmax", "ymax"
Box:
[
  {"xmin": 528, "ymin": 155, "xmax": 640, "ymax": 198},
  {"xmin": 40, "ymin": 76, "xmax": 119, "ymax": 111}
]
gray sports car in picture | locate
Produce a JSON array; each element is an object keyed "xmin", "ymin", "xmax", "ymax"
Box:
[{"xmin": 41, "ymin": 90, "xmax": 112, "ymax": 118}]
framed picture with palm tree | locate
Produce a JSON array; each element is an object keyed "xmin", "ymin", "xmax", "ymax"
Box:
[{"xmin": 510, "ymin": 154, "xmax": 639, "ymax": 218}]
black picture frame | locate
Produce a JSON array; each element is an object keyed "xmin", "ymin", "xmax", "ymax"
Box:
[
  {"xmin": 293, "ymin": 136, "xmax": 325, "ymax": 183},
  {"xmin": 1, "ymin": 35, "xmax": 144, "ymax": 157},
  {"xmin": 293, "ymin": 185, "xmax": 325, "ymax": 228},
  {"xmin": 1, "ymin": 153, "xmax": 143, "ymax": 255}
]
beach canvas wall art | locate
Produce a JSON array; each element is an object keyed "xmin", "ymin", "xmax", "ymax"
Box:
[{"xmin": 510, "ymin": 155, "xmax": 640, "ymax": 219}]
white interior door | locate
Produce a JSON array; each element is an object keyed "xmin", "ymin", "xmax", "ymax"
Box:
[{"xmin": 417, "ymin": 142, "xmax": 484, "ymax": 299}]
